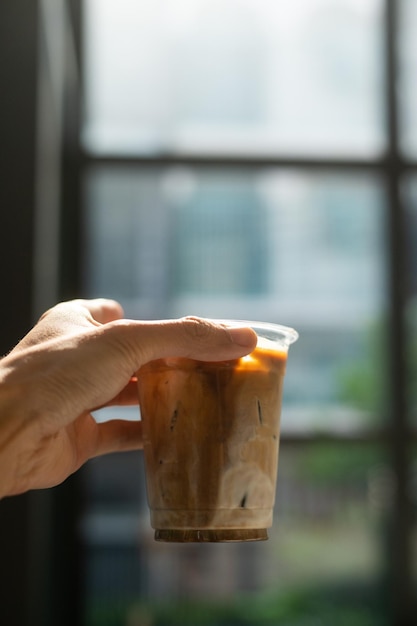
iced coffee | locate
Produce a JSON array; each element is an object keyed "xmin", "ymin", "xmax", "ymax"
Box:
[{"xmin": 136, "ymin": 321, "xmax": 297, "ymax": 542}]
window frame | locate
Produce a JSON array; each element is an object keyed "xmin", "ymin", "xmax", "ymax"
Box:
[{"xmin": 63, "ymin": 0, "xmax": 417, "ymax": 623}]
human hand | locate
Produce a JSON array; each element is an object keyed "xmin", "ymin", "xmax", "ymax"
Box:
[{"xmin": 0, "ymin": 299, "xmax": 257, "ymax": 497}]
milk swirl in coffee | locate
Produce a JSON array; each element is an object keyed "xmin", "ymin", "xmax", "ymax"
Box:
[{"xmin": 137, "ymin": 333, "xmax": 289, "ymax": 543}]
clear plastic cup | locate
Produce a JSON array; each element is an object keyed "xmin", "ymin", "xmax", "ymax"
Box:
[{"xmin": 136, "ymin": 321, "xmax": 298, "ymax": 542}]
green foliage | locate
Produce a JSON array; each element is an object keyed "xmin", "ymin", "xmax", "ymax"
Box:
[
  {"xmin": 406, "ymin": 300, "xmax": 417, "ymax": 413},
  {"xmin": 337, "ymin": 304, "xmax": 417, "ymax": 419},
  {"xmin": 295, "ymin": 319, "xmax": 388, "ymax": 488},
  {"xmin": 295, "ymin": 443, "xmax": 382, "ymax": 487},
  {"xmin": 86, "ymin": 582, "xmax": 385, "ymax": 626},
  {"xmin": 336, "ymin": 318, "xmax": 388, "ymax": 419}
]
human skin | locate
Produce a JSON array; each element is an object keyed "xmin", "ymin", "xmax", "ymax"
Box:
[{"xmin": 0, "ymin": 299, "xmax": 257, "ymax": 498}]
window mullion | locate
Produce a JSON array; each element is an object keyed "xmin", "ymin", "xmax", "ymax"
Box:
[{"xmin": 384, "ymin": 0, "xmax": 415, "ymax": 622}]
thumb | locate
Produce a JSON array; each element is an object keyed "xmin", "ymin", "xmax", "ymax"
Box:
[{"xmin": 110, "ymin": 316, "xmax": 258, "ymax": 371}]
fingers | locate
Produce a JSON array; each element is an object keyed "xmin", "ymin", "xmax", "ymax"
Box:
[
  {"xmin": 34, "ymin": 302, "xmax": 256, "ymax": 368},
  {"xmin": 176, "ymin": 316, "xmax": 258, "ymax": 358},
  {"xmin": 94, "ymin": 419, "xmax": 143, "ymax": 457},
  {"xmin": 110, "ymin": 316, "xmax": 258, "ymax": 370}
]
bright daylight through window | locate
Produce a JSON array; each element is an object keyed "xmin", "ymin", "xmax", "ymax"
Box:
[{"xmin": 75, "ymin": 1, "xmax": 417, "ymax": 625}]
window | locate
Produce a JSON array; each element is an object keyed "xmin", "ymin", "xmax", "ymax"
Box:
[
  {"xmin": 62, "ymin": 0, "xmax": 417, "ymax": 624},
  {"xmin": 82, "ymin": 0, "xmax": 384, "ymax": 157}
]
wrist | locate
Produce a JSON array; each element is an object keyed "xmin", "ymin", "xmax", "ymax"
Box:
[{"xmin": 0, "ymin": 369, "xmax": 34, "ymax": 497}]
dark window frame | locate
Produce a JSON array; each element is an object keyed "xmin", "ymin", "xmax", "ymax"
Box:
[{"xmin": 62, "ymin": 0, "xmax": 416, "ymax": 623}]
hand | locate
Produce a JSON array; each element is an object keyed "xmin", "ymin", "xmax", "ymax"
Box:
[{"xmin": 0, "ymin": 299, "xmax": 257, "ymax": 498}]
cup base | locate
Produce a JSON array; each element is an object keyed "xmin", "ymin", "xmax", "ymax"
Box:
[{"xmin": 154, "ymin": 528, "xmax": 268, "ymax": 543}]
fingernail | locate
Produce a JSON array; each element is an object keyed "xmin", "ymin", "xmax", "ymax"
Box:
[{"xmin": 227, "ymin": 326, "xmax": 257, "ymax": 347}]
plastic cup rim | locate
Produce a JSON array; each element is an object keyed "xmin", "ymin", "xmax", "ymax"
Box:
[{"xmin": 214, "ymin": 319, "xmax": 299, "ymax": 346}]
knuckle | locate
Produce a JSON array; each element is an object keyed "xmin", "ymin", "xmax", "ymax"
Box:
[{"xmin": 181, "ymin": 316, "xmax": 215, "ymax": 341}]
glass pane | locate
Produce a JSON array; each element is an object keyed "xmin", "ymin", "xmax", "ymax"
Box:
[
  {"xmin": 399, "ymin": 0, "xmax": 417, "ymax": 157},
  {"xmin": 83, "ymin": 166, "xmax": 387, "ymax": 430},
  {"xmin": 81, "ymin": 444, "xmax": 388, "ymax": 625},
  {"xmin": 83, "ymin": 0, "xmax": 385, "ymax": 157}
]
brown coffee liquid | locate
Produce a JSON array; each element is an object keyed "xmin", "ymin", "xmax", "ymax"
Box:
[{"xmin": 137, "ymin": 347, "xmax": 287, "ymax": 541}]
